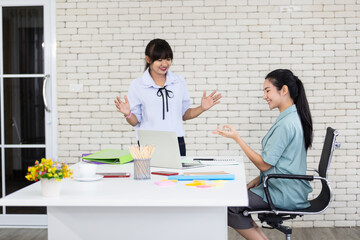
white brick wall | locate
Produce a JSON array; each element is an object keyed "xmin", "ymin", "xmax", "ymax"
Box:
[{"xmin": 56, "ymin": 0, "xmax": 360, "ymax": 227}]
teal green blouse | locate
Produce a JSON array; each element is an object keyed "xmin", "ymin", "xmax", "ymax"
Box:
[{"xmin": 250, "ymin": 104, "xmax": 312, "ymax": 210}]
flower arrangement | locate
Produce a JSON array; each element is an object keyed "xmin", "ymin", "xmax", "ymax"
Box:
[{"xmin": 25, "ymin": 158, "xmax": 73, "ymax": 182}]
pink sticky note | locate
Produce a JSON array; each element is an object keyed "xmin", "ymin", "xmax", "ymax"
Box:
[
  {"xmin": 155, "ymin": 181, "xmax": 176, "ymax": 186},
  {"xmin": 196, "ymin": 185, "xmax": 212, "ymax": 188}
]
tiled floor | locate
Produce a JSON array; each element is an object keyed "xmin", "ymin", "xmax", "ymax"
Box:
[
  {"xmin": 0, "ymin": 227, "xmax": 359, "ymax": 240},
  {"xmin": 228, "ymin": 226, "xmax": 360, "ymax": 240}
]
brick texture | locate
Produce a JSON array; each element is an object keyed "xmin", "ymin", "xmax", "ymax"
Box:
[{"xmin": 56, "ymin": 0, "xmax": 360, "ymax": 227}]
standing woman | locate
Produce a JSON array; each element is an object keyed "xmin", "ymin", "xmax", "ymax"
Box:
[
  {"xmin": 115, "ymin": 39, "xmax": 221, "ymax": 156},
  {"xmin": 214, "ymin": 69, "xmax": 313, "ymax": 240}
]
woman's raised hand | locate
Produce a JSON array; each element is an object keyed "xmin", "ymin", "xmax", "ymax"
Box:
[
  {"xmin": 213, "ymin": 125, "xmax": 240, "ymax": 141},
  {"xmin": 201, "ymin": 90, "xmax": 222, "ymax": 111},
  {"xmin": 114, "ymin": 95, "xmax": 131, "ymax": 116}
]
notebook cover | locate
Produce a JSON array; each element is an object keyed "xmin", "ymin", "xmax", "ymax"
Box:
[
  {"xmin": 82, "ymin": 149, "xmax": 133, "ymax": 165},
  {"xmin": 168, "ymin": 174, "xmax": 235, "ymax": 181}
]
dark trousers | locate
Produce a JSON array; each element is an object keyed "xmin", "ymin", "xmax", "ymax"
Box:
[
  {"xmin": 178, "ymin": 137, "xmax": 186, "ymax": 156},
  {"xmin": 137, "ymin": 136, "xmax": 186, "ymax": 156}
]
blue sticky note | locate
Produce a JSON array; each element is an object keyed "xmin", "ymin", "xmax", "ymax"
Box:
[{"xmin": 168, "ymin": 174, "xmax": 235, "ymax": 181}]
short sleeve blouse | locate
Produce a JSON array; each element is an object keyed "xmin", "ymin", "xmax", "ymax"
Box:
[{"xmin": 250, "ymin": 105, "xmax": 313, "ymax": 210}]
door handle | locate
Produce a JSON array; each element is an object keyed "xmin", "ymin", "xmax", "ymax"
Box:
[{"xmin": 43, "ymin": 74, "xmax": 51, "ymax": 112}]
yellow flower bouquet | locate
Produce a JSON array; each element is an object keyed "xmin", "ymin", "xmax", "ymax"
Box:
[{"xmin": 25, "ymin": 158, "xmax": 73, "ymax": 182}]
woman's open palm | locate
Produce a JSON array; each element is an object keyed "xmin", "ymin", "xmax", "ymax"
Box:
[
  {"xmin": 201, "ymin": 90, "xmax": 222, "ymax": 111},
  {"xmin": 114, "ymin": 95, "xmax": 130, "ymax": 115}
]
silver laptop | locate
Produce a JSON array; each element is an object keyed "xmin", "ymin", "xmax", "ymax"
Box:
[{"xmin": 137, "ymin": 130, "xmax": 204, "ymax": 169}]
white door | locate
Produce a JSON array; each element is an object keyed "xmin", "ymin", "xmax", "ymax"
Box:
[{"xmin": 0, "ymin": 0, "xmax": 56, "ymax": 226}]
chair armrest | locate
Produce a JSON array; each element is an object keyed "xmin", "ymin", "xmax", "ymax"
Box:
[{"xmin": 263, "ymin": 174, "xmax": 315, "ymax": 212}]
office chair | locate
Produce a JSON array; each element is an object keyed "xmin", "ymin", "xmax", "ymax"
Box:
[{"xmin": 243, "ymin": 127, "xmax": 340, "ymax": 240}]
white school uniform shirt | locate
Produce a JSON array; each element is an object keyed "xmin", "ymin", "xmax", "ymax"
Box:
[{"xmin": 127, "ymin": 68, "xmax": 191, "ymax": 137}]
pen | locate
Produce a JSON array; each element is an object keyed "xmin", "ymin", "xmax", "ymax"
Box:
[{"xmin": 193, "ymin": 158, "xmax": 214, "ymax": 161}]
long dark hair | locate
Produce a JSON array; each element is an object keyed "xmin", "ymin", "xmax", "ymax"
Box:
[
  {"xmin": 144, "ymin": 39, "xmax": 173, "ymax": 71},
  {"xmin": 265, "ymin": 69, "xmax": 313, "ymax": 150}
]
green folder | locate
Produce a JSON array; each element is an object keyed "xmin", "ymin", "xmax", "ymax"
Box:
[{"xmin": 82, "ymin": 149, "xmax": 133, "ymax": 165}]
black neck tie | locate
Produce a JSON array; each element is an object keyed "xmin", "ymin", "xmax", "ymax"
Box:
[{"xmin": 156, "ymin": 86, "xmax": 174, "ymax": 120}]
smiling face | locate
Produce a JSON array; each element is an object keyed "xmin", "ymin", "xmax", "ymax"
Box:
[
  {"xmin": 263, "ymin": 78, "xmax": 282, "ymax": 110},
  {"xmin": 263, "ymin": 78, "xmax": 294, "ymax": 112},
  {"xmin": 144, "ymin": 39, "xmax": 173, "ymax": 79},
  {"xmin": 147, "ymin": 57, "xmax": 172, "ymax": 77}
]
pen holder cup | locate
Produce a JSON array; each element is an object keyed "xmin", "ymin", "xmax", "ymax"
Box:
[{"xmin": 134, "ymin": 158, "xmax": 151, "ymax": 180}]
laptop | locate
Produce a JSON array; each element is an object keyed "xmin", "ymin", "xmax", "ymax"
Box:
[{"xmin": 137, "ymin": 130, "xmax": 204, "ymax": 169}]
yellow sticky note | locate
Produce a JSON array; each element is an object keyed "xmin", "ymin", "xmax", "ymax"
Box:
[
  {"xmin": 212, "ymin": 180, "xmax": 227, "ymax": 183},
  {"xmin": 161, "ymin": 179, "xmax": 178, "ymax": 182},
  {"xmin": 186, "ymin": 182, "xmax": 206, "ymax": 186},
  {"xmin": 193, "ymin": 180, "xmax": 206, "ymax": 184}
]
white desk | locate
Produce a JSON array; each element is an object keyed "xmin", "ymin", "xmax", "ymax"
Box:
[{"xmin": 0, "ymin": 157, "xmax": 248, "ymax": 240}]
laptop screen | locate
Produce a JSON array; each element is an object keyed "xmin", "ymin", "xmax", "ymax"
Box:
[{"xmin": 137, "ymin": 130, "xmax": 183, "ymax": 169}]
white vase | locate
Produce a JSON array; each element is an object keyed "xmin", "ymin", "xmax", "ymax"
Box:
[{"xmin": 40, "ymin": 178, "xmax": 61, "ymax": 197}]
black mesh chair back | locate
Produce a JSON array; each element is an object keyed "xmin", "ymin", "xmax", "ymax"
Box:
[
  {"xmin": 318, "ymin": 127, "xmax": 337, "ymax": 178},
  {"xmin": 244, "ymin": 127, "xmax": 340, "ymax": 240},
  {"xmin": 307, "ymin": 127, "xmax": 338, "ymax": 213}
]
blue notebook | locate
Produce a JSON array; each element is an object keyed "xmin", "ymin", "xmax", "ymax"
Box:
[{"xmin": 168, "ymin": 174, "xmax": 235, "ymax": 181}]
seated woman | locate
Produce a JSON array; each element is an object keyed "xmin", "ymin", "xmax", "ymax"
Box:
[{"xmin": 213, "ymin": 69, "xmax": 313, "ymax": 240}]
